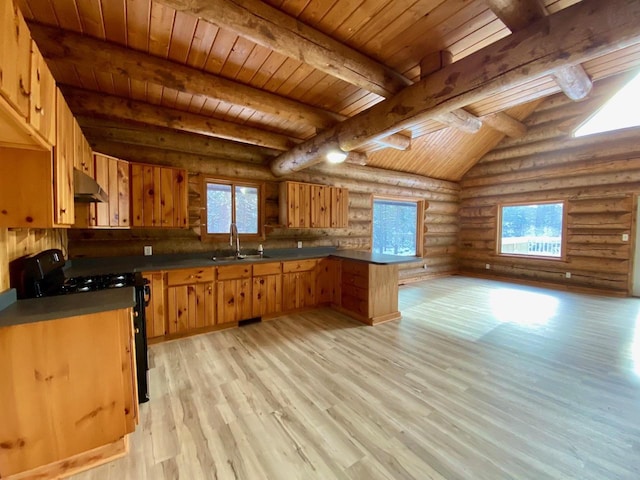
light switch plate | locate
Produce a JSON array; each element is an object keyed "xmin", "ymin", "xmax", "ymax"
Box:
[
  {"xmin": 622, "ymin": 233, "xmax": 629, "ymax": 242},
  {"xmin": 144, "ymin": 245, "xmax": 153, "ymax": 256},
  {"xmin": 297, "ymin": 241, "xmax": 303, "ymax": 249}
]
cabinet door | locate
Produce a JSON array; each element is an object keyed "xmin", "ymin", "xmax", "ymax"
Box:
[
  {"xmin": 252, "ymin": 274, "xmax": 282, "ymax": 317},
  {"xmin": 143, "ymin": 272, "xmax": 166, "ymax": 339},
  {"xmin": 29, "ymin": 41, "xmax": 55, "ymax": 145},
  {"xmin": 0, "ymin": 0, "xmax": 31, "ymax": 118},
  {"xmin": 130, "ymin": 163, "xmax": 187, "ymax": 228},
  {"xmin": 95, "ymin": 153, "xmax": 130, "ymax": 227},
  {"xmin": 280, "ymin": 181, "xmax": 312, "ymax": 228},
  {"xmin": 311, "ymin": 184, "xmax": 330, "ymax": 228},
  {"xmin": 330, "ymin": 187, "xmax": 349, "ymax": 228},
  {"xmin": 282, "ymin": 271, "xmax": 316, "ymax": 311},
  {"xmin": 216, "ymin": 278, "xmax": 252, "ymax": 324},
  {"xmin": 167, "ymin": 283, "xmax": 214, "ymax": 334},
  {"xmin": 54, "ymin": 90, "xmax": 75, "ymax": 226},
  {"xmin": 316, "ymin": 258, "xmax": 341, "ymax": 305}
]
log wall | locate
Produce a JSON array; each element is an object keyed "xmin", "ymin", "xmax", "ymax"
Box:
[
  {"xmin": 459, "ymin": 75, "xmax": 640, "ymax": 295},
  {"xmin": 0, "ymin": 228, "xmax": 67, "ymax": 292},
  {"xmin": 68, "ymin": 142, "xmax": 460, "ymax": 283}
]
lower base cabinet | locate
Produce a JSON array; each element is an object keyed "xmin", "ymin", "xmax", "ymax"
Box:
[
  {"xmin": 252, "ymin": 262, "xmax": 282, "ymax": 317},
  {"xmin": 216, "ymin": 264, "xmax": 252, "ymax": 324},
  {"xmin": 0, "ymin": 308, "xmax": 137, "ymax": 478},
  {"xmin": 282, "ymin": 259, "xmax": 317, "ymax": 311},
  {"xmin": 165, "ymin": 267, "xmax": 215, "ymax": 335}
]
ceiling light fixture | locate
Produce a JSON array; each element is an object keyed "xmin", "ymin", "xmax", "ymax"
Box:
[{"xmin": 326, "ymin": 149, "xmax": 348, "ymax": 164}]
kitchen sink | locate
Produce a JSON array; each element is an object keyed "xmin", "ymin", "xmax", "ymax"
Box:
[{"xmin": 211, "ymin": 254, "xmax": 270, "ymax": 261}]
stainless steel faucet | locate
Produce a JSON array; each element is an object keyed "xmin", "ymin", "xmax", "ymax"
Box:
[{"xmin": 230, "ymin": 222, "xmax": 241, "ymax": 258}]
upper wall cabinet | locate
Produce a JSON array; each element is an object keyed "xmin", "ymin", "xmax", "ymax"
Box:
[
  {"xmin": 130, "ymin": 162, "xmax": 188, "ymax": 228},
  {"xmin": 279, "ymin": 181, "xmax": 349, "ymax": 228},
  {"xmin": 54, "ymin": 90, "xmax": 75, "ymax": 226},
  {"xmin": 29, "ymin": 41, "xmax": 56, "ymax": 146},
  {"xmin": 0, "ymin": 1, "xmax": 51, "ymax": 150}
]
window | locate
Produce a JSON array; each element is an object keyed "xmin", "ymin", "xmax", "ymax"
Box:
[
  {"xmin": 372, "ymin": 197, "xmax": 423, "ymax": 257},
  {"xmin": 574, "ymin": 70, "xmax": 640, "ymax": 137},
  {"xmin": 499, "ymin": 202, "xmax": 564, "ymax": 258},
  {"xmin": 204, "ymin": 178, "xmax": 263, "ymax": 238}
]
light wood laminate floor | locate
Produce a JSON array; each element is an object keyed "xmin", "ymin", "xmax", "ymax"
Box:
[{"xmin": 73, "ymin": 276, "xmax": 640, "ymax": 479}]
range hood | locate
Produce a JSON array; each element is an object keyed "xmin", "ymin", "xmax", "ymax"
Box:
[{"xmin": 73, "ymin": 168, "xmax": 109, "ymax": 203}]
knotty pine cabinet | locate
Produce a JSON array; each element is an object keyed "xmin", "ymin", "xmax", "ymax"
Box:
[
  {"xmin": 29, "ymin": 40, "xmax": 56, "ymax": 146},
  {"xmin": 54, "ymin": 89, "xmax": 75, "ymax": 226},
  {"xmin": 316, "ymin": 257, "xmax": 341, "ymax": 305},
  {"xmin": 279, "ymin": 181, "xmax": 349, "ymax": 228},
  {"xmin": 143, "ymin": 271, "xmax": 166, "ymax": 339},
  {"xmin": 130, "ymin": 162, "xmax": 188, "ymax": 228},
  {"xmin": 0, "ymin": 0, "xmax": 52, "ymax": 150},
  {"xmin": 0, "ymin": 308, "xmax": 138, "ymax": 478},
  {"xmin": 340, "ymin": 259, "xmax": 400, "ymax": 325},
  {"xmin": 282, "ymin": 259, "xmax": 317, "ymax": 311},
  {"xmin": 217, "ymin": 264, "xmax": 252, "ymax": 324},
  {"xmin": 252, "ymin": 262, "xmax": 283, "ymax": 317},
  {"xmin": 166, "ymin": 267, "xmax": 215, "ymax": 335}
]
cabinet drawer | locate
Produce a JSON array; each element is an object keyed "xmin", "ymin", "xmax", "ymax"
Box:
[
  {"xmin": 341, "ymin": 271, "xmax": 369, "ymax": 289},
  {"xmin": 341, "ymin": 260, "xmax": 369, "ymax": 279},
  {"xmin": 217, "ymin": 264, "xmax": 252, "ymax": 280},
  {"xmin": 341, "ymin": 292, "xmax": 368, "ymax": 317},
  {"xmin": 166, "ymin": 267, "xmax": 214, "ymax": 286},
  {"xmin": 282, "ymin": 259, "xmax": 317, "ymax": 273},
  {"xmin": 253, "ymin": 262, "xmax": 282, "ymax": 276}
]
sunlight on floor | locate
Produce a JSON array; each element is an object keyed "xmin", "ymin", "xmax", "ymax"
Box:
[{"xmin": 489, "ymin": 288, "xmax": 559, "ymax": 326}]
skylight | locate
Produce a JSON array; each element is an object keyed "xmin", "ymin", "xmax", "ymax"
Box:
[{"xmin": 574, "ymin": 70, "xmax": 640, "ymax": 137}]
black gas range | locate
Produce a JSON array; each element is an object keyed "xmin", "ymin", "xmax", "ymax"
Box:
[{"xmin": 12, "ymin": 249, "xmax": 150, "ymax": 404}]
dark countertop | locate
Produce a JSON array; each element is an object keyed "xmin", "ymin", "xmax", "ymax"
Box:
[
  {"xmin": 0, "ymin": 288, "xmax": 136, "ymax": 328},
  {"xmin": 64, "ymin": 247, "xmax": 421, "ymax": 276}
]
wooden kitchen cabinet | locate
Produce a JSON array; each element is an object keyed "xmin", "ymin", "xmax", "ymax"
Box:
[
  {"xmin": 29, "ymin": 40, "xmax": 56, "ymax": 146},
  {"xmin": 95, "ymin": 153, "xmax": 129, "ymax": 228},
  {"xmin": 0, "ymin": 308, "xmax": 137, "ymax": 478},
  {"xmin": 130, "ymin": 162, "xmax": 188, "ymax": 228},
  {"xmin": 54, "ymin": 89, "xmax": 75, "ymax": 226},
  {"xmin": 279, "ymin": 181, "xmax": 349, "ymax": 228},
  {"xmin": 282, "ymin": 259, "xmax": 317, "ymax": 311},
  {"xmin": 340, "ymin": 259, "xmax": 400, "ymax": 325},
  {"xmin": 216, "ymin": 264, "xmax": 252, "ymax": 324},
  {"xmin": 143, "ymin": 271, "xmax": 166, "ymax": 339},
  {"xmin": 316, "ymin": 257, "xmax": 341, "ymax": 305},
  {"xmin": 166, "ymin": 267, "xmax": 215, "ymax": 335},
  {"xmin": 0, "ymin": 0, "xmax": 31, "ymax": 119},
  {"xmin": 252, "ymin": 262, "xmax": 282, "ymax": 317}
]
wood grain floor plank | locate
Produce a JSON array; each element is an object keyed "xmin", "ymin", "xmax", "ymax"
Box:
[{"xmin": 70, "ymin": 276, "xmax": 640, "ymax": 479}]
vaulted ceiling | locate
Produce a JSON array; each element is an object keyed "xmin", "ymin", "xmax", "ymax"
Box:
[{"xmin": 17, "ymin": 0, "xmax": 640, "ymax": 181}]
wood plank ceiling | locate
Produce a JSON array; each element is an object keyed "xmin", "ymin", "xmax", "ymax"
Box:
[{"xmin": 16, "ymin": 0, "xmax": 640, "ymax": 181}]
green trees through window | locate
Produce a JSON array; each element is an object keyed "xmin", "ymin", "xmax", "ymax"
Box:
[
  {"xmin": 372, "ymin": 198, "xmax": 419, "ymax": 256},
  {"xmin": 500, "ymin": 202, "xmax": 564, "ymax": 257},
  {"xmin": 206, "ymin": 181, "xmax": 259, "ymax": 235}
]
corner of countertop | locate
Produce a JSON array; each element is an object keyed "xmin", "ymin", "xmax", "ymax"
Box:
[{"xmin": 0, "ymin": 288, "xmax": 17, "ymax": 312}]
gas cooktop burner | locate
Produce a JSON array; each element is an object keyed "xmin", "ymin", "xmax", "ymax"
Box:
[{"xmin": 58, "ymin": 273, "xmax": 140, "ymax": 294}]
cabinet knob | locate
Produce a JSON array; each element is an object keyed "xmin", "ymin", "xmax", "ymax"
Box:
[
  {"xmin": 34, "ymin": 105, "xmax": 44, "ymax": 115},
  {"xmin": 60, "ymin": 208, "xmax": 66, "ymax": 214},
  {"xmin": 135, "ymin": 327, "xmax": 140, "ymax": 334}
]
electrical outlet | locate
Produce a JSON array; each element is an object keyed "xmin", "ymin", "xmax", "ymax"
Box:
[
  {"xmin": 144, "ymin": 245, "xmax": 153, "ymax": 256},
  {"xmin": 622, "ymin": 233, "xmax": 630, "ymax": 242},
  {"xmin": 485, "ymin": 263, "xmax": 490, "ymax": 270},
  {"xmin": 422, "ymin": 264, "xmax": 428, "ymax": 270},
  {"xmin": 297, "ymin": 241, "xmax": 303, "ymax": 248},
  {"xmin": 565, "ymin": 272, "xmax": 571, "ymax": 279}
]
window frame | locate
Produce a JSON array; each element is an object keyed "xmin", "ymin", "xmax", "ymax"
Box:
[
  {"xmin": 496, "ymin": 199, "xmax": 567, "ymax": 261},
  {"xmin": 371, "ymin": 195, "xmax": 425, "ymax": 258},
  {"xmin": 201, "ymin": 176, "xmax": 265, "ymax": 242}
]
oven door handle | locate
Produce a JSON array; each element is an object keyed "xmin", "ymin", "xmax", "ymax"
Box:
[{"xmin": 143, "ymin": 284, "xmax": 151, "ymax": 307}]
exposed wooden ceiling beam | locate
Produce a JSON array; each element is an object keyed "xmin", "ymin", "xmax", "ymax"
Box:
[
  {"xmin": 28, "ymin": 23, "xmax": 340, "ymax": 129},
  {"xmin": 77, "ymin": 117, "xmax": 279, "ymax": 163},
  {"xmin": 269, "ymin": 0, "xmax": 640, "ymax": 176},
  {"xmin": 29, "ymin": 23, "xmax": 409, "ymax": 153},
  {"xmin": 421, "ymin": 50, "xmax": 483, "ymax": 134},
  {"xmin": 481, "ymin": 112, "xmax": 528, "ymax": 138},
  {"xmin": 62, "ymin": 87, "xmax": 298, "ymax": 151},
  {"xmin": 155, "ymin": 0, "xmax": 411, "ymax": 98},
  {"xmin": 373, "ymin": 133, "xmax": 412, "ymax": 150},
  {"xmin": 487, "ymin": 0, "xmax": 593, "ymax": 101}
]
